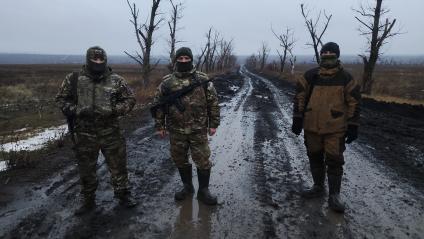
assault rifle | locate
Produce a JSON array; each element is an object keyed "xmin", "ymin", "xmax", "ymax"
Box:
[{"xmin": 150, "ymin": 78, "xmax": 214, "ymax": 118}]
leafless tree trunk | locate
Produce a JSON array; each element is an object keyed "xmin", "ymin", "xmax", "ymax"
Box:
[
  {"xmin": 167, "ymin": 0, "xmax": 183, "ymax": 71},
  {"xmin": 258, "ymin": 42, "xmax": 270, "ymax": 71},
  {"xmin": 195, "ymin": 45, "xmax": 208, "ymax": 70},
  {"xmin": 216, "ymin": 39, "xmax": 235, "ymax": 70},
  {"xmin": 300, "ymin": 4, "xmax": 332, "ymax": 64},
  {"xmin": 289, "ymin": 50, "xmax": 297, "ymax": 75},
  {"xmin": 125, "ymin": 0, "xmax": 163, "ymax": 86},
  {"xmin": 199, "ymin": 28, "xmax": 221, "ymax": 72},
  {"xmin": 354, "ymin": 0, "xmax": 400, "ymax": 94},
  {"xmin": 272, "ymin": 27, "xmax": 296, "ymax": 73}
]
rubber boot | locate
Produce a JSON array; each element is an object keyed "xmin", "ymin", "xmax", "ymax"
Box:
[
  {"xmin": 301, "ymin": 167, "xmax": 325, "ymax": 198},
  {"xmin": 175, "ymin": 165, "xmax": 195, "ymax": 201},
  {"xmin": 74, "ymin": 195, "xmax": 96, "ymax": 216},
  {"xmin": 117, "ymin": 191, "xmax": 138, "ymax": 208},
  {"xmin": 197, "ymin": 168, "xmax": 217, "ymax": 205},
  {"xmin": 328, "ymin": 174, "xmax": 345, "ymax": 213}
]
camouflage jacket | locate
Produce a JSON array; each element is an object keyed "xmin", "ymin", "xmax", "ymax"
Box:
[
  {"xmin": 153, "ymin": 68, "xmax": 220, "ymax": 134},
  {"xmin": 293, "ymin": 65, "xmax": 361, "ymax": 134},
  {"xmin": 55, "ymin": 66, "xmax": 135, "ymax": 130}
]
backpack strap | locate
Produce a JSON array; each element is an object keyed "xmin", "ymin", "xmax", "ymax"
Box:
[
  {"xmin": 193, "ymin": 72, "xmax": 209, "ymax": 103},
  {"xmin": 70, "ymin": 71, "xmax": 79, "ymax": 104}
]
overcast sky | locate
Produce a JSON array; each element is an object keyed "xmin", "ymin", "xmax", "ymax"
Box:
[{"xmin": 0, "ymin": 0, "xmax": 423, "ymax": 56}]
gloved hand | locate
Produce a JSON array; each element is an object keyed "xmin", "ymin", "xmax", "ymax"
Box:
[
  {"xmin": 345, "ymin": 124, "xmax": 358, "ymax": 144},
  {"xmin": 113, "ymin": 103, "xmax": 128, "ymax": 116},
  {"xmin": 77, "ymin": 106, "xmax": 93, "ymax": 118},
  {"xmin": 291, "ymin": 117, "xmax": 303, "ymax": 135},
  {"xmin": 62, "ymin": 104, "xmax": 76, "ymax": 117}
]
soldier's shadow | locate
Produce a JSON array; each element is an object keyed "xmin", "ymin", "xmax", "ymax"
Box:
[{"xmin": 171, "ymin": 196, "xmax": 214, "ymax": 239}]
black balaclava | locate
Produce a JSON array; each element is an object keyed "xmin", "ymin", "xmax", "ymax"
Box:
[
  {"xmin": 320, "ymin": 42, "xmax": 340, "ymax": 69},
  {"xmin": 86, "ymin": 46, "xmax": 107, "ymax": 75},
  {"xmin": 175, "ymin": 47, "xmax": 193, "ymax": 72}
]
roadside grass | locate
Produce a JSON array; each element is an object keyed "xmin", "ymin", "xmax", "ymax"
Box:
[{"xmin": 261, "ymin": 63, "xmax": 424, "ymax": 106}]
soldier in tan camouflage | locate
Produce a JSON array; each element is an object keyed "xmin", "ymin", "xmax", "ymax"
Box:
[
  {"xmin": 56, "ymin": 46, "xmax": 137, "ymax": 215},
  {"xmin": 292, "ymin": 42, "xmax": 361, "ymax": 213},
  {"xmin": 153, "ymin": 47, "xmax": 220, "ymax": 205}
]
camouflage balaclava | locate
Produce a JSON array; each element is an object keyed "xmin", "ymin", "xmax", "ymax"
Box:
[
  {"xmin": 175, "ymin": 47, "xmax": 193, "ymax": 72},
  {"xmin": 320, "ymin": 42, "xmax": 340, "ymax": 69},
  {"xmin": 86, "ymin": 46, "xmax": 107, "ymax": 75}
]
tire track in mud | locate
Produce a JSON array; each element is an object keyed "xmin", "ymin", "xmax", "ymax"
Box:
[
  {"xmin": 246, "ymin": 68, "xmax": 424, "ymax": 238},
  {"xmin": 170, "ymin": 71, "xmax": 269, "ymax": 238}
]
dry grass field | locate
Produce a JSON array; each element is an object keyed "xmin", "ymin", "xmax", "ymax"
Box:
[
  {"xmin": 263, "ymin": 63, "xmax": 424, "ymax": 105},
  {"xmin": 0, "ymin": 64, "xmax": 168, "ymax": 137},
  {"xmin": 0, "ymin": 64, "xmax": 232, "ymax": 137}
]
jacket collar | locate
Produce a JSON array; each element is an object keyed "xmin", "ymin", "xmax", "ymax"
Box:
[
  {"xmin": 81, "ymin": 65, "xmax": 113, "ymax": 80},
  {"xmin": 173, "ymin": 66, "xmax": 196, "ymax": 79}
]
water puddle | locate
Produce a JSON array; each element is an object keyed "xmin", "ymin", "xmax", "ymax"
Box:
[
  {"xmin": 0, "ymin": 125, "xmax": 67, "ymax": 152},
  {"xmin": 0, "ymin": 160, "xmax": 7, "ymax": 172}
]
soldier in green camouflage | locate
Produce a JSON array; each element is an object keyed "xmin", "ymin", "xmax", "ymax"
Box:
[
  {"xmin": 153, "ymin": 47, "xmax": 220, "ymax": 205},
  {"xmin": 56, "ymin": 46, "xmax": 137, "ymax": 215}
]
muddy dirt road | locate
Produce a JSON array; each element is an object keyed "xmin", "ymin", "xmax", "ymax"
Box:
[{"xmin": 1, "ymin": 67, "xmax": 423, "ymax": 238}]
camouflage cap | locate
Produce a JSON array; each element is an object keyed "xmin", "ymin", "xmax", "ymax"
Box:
[
  {"xmin": 175, "ymin": 47, "xmax": 193, "ymax": 60},
  {"xmin": 86, "ymin": 46, "xmax": 107, "ymax": 63}
]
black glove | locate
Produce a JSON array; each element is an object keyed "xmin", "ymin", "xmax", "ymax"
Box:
[
  {"xmin": 291, "ymin": 117, "xmax": 303, "ymax": 135},
  {"xmin": 77, "ymin": 106, "xmax": 93, "ymax": 118},
  {"xmin": 62, "ymin": 104, "xmax": 76, "ymax": 117},
  {"xmin": 345, "ymin": 124, "xmax": 358, "ymax": 144}
]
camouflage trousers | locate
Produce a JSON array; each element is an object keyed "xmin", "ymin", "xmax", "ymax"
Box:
[
  {"xmin": 169, "ymin": 131, "xmax": 212, "ymax": 170},
  {"xmin": 74, "ymin": 126, "xmax": 129, "ymax": 198},
  {"xmin": 304, "ymin": 131, "xmax": 346, "ymax": 176}
]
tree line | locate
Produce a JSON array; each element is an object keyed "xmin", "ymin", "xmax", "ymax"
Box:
[
  {"xmin": 246, "ymin": 0, "xmax": 400, "ymax": 95},
  {"xmin": 125, "ymin": 0, "xmax": 400, "ymax": 95},
  {"xmin": 125, "ymin": 0, "xmax": 237, "ymax": 87}
]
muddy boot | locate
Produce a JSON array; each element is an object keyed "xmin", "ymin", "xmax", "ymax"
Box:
[
  {"xmin": 328, "ymin": 174, "xmax": 345, "ymax": 213},
  {"xmin": 197, "ymin": 168, "xmax": 217, "ymax": 205},
  {"xmin": 301, "ymin": 167, "xmax": 325, "ymax": 198},
  {"xmin": 117, "ymin": 191, "xmax": 138, "ymax": 208},
  {"xmin": 75, "ymin": 195, "xmax": 96, "ymax": 216},
  {"xmin": 175, "ymin": 165, "xmax": 195, "ymax": 201}
]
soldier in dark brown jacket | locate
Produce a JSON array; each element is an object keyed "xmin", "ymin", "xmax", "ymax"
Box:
[{"xmin": 292, "ymin": 42, "xmax": 361, "ymax": 213}]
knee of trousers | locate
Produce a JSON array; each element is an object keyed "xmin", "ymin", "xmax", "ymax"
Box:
[
  {"xmin": 307, "ymin": 150, "xmax": 325, "ymax": 169},
  {"xmin": 194, "ymin": 159, "xmax": 212, "ymax": 170},
  {"xmin": 325, "ymin": 154, "xmax": 344, "ymax": 176}
]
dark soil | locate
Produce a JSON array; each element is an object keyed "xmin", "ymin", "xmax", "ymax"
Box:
[{"xmin": 1, "ymin": 68, "xmax": 423, "ymax": 239}]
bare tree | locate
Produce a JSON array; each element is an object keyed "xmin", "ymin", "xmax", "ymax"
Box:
[
  {"xmin": 216, "ymin": 39, "xmax": 235, "ymax": 70},
  {"xmin": 272, "ymin": 27, "xmax": 296, "ymax": 73},
  {"xmin": 199, "ymin": 28, "xmax": 221, "ymax": 72},
  {"xmin": 167, "ymin": 0, "xmax": 183, "ymax": 71},
  {"xmin": 258, "ymin": 42, "xmax": 270, "ymax": 71},
  {"xmin": 354, "ymin": 0, "xmax": 400, "ymax": 94},
  {"xmin": 289, "ymin": 50, "xmax": 297, "ymax": 75},
  {"xmin": 195, "ymin": 45, "xmax": 208, "ymax": 70},
  {"xmin": 125, "ymin": 0, "xmax": 163, "ymax": 85},
  {"xmin": 245, "ymin": 54, "xmax": 257, "ymax": 69},
  {"xmin": 300, "ymin": 4, "xmax": 332, "ymax": 64}
]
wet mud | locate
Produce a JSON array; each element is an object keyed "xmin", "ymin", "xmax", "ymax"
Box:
[{"xmin": 1, "ymin": 68, "xmax": 423, "ymax": 238}]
